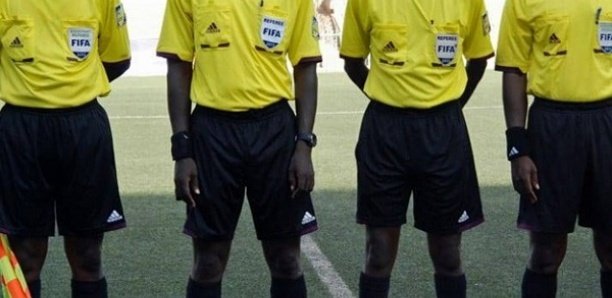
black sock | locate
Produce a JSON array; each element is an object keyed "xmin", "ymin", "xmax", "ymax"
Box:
[
  {"xmin": 434, "ymin": 273, "xmax": 466, "ymax": 298},
  {"xmin": 602, "ymin": 271, "xmax": 612, "ymax": 298},
  {"xmin": 27, "ymin": 279, "xmax": 41, "ymax": 298},
  {"xmin": 71, "ymin": 278, "xmax": 107, "ymax": 298},
  {"xmin": 359, "ymin": 272, "xmax": 390, "ymax": 298},
  {"xmin": 270, "ymin": 275, "xmax": 306, "ymax": 298},
  {"xmin": 522, "ymin": 269, "xmax": 557, "ymax": 298},
  {"xmin": 186, "ymin": 278, "xmax": 221, "ymax": 298}
]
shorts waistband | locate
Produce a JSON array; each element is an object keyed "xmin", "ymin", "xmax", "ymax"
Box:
[
  {"xmin": 369, "ymin": 99, "xmax": 460, "ymax": 116},
  {"xmin": 194, "ymin": 99, "xmax": 290, "ymax": 120},
  {"xmin": 534, "ymin": 97, "xmax": 612, "ymax": 110},
  {"xmin": 2, "ymin": 99, "xmax": 100, "ymax": 115}
]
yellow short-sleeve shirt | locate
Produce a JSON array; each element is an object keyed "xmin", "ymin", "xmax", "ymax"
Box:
[
  {"xmin": 157, "ymin": 0, "xmax": 322, "ymax": 112},
  {"xmin": 340, "ymin": 0, "xmax": 494, "ymax": 109},
  {"xmin": 0, "ymin": 0, "xmax": 131, "ymax": 108},
  {"xmin": 496, "ymin": 0, "xmax": 612, "ymax": 102}
]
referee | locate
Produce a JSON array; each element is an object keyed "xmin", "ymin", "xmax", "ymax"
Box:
[
  {"xmin": 340, "ymin": 0, "xmax": 494, "ymax": 297},
  {"xmin": 0, "ymin": 1, "xmax": 130, "ymax": 298},
  {"xmin": 157, "ymin": 0, "xmax": 321, "ymax": 297},
  {"xmin": 496, "ymin": 1, "xmax": 612, "ymax": 297}
]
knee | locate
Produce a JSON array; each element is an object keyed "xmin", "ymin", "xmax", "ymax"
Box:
[
  {"xmin": 365, "ymin": 247, "xmax": 394, "ymax": 275},
  {"xmin": 71, "ymin": 247, "xmax": 102, "ymax": 276},
  {"xmin": 193, "ymin": 254, "xmax": 226, "ymax": 282},
  {"xmin": 529, "ymin": 246, "xmax": 564, "ymax": 274},
  {"xmin": 268, "ymin": 253, "xmax": 302, "ymax": 279},
  {"xmin": 430, "ymin": 250, "xmax": 462, "ymax": 276}
]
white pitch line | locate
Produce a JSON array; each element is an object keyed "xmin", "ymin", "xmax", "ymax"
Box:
[
  {"xmin": 109, "ymin": 106, "xmax": 503, "ymax": 120},
  {"xmin": 302, "ymin": 235, "xmax": 355, "ymax": 298}
]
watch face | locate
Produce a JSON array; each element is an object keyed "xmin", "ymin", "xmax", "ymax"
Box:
[{"xmin": 297, "ymin": 133, "xmax": 317, "ymax": 147}]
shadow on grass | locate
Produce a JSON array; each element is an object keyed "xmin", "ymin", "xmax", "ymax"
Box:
[{"xmin": 40, "ymin": 187, "xmax": 600, "ymax": 297}]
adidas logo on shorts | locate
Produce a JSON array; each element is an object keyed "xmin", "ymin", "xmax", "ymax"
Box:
[
  {"xmin": 106, "ymin": 210, "xmax": 124, "ymax": 223},
  {"xmin": 457, "ymin": 211, "xmax": 470, "ymax": 223},
  {"xmin": 301, "ymin": 212, "xmax": 316, "ymax": 225}
]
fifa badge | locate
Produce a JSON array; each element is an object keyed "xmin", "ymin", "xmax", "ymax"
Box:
[
  {"xmin": 435, "ymin": 34, "xmax": 458, "ymax": 66},
  {"xmin": 68, "ymin": 27, "xmax": 93, "ymax": 59},
  {"xmin": 261, "ymin": 15, "xmax": 285, "ymax": 49},
  {"xmin": 599, "ymin": 22, "xmax": 612, "ymax": 53}
]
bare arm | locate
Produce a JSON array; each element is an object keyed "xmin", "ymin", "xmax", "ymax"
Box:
[
  {"xmin": 166, "ymin": 58, "xmax": 198, "ymax": 206},
  {"xmin": 289, "ymin": 61, "xmax": 318, "ymax": 196},
  {"xmin": 103, "ymin": 60, "xmax": 131, "ymax": 82},
  {"xmin": 343, "ymin": 57, "xmax": 369, "ymax": 92},
  {"xmin": 458, "ymin": 58, "xmax": 487, "ymax": 107},
  {"xmin": 502, "ymin": 71, "xmax": 539, "ymax": 203}
]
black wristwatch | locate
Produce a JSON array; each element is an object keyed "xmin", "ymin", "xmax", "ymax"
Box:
[{"xmin": 295, "ymin": 132, "xmax": 317, "ymax": 148}]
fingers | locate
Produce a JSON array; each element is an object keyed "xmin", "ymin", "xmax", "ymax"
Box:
[
  {"xmin": 512, "ymin": 173, "xmax": 538, "ymax": 204},
  {"xmin": 289, "ymin": 164, "xmax": 314, "ymax": 199},
  {"xmin": 175, "ymin": 159, "xmax": 199, "ymax": 207}
]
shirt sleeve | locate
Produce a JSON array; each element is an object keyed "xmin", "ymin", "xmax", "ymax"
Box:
[
  {"xmin": 495, "ymin": 0, "xmax": 531, "ymax": 73},
  {"xmin": 156, "ymin": 0, "xmax": 194, "ymax": 62},
  {"xmin": 287, "ymin": 0, "xmax": 322, "ymax": 66},
  {"xmin": 463, "ymin": 0, "xmax": 495, "ymax": 60},
  {"xmin": 98, "ymin": 0, "xmax": 131, "ymax": 63},
  {"xmin": 339, "ymin": 0, "xmax": 371, "ymax": 59}
]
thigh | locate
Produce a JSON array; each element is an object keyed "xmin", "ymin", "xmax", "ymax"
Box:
[
  {"xmin": 412, "ymin": 109, "xmax": 483, "ymax": 234},
  {"xmin": 245, "ymin": 106, "xmax": 318, "ymax": 240},
  {"xmin": 185, "ymin": 109, "xmax": 246, "ymax": 240},
  {"xmin": 356, "ymin": 103, "xmax": 412, "ymax": 227},
  {"xmin": 55, "ymin": 104, "xmax": 125, "ymax": 236},
  {"xmin": 0, "ymin": 107, "xmax": 55, "ymax": 236}
]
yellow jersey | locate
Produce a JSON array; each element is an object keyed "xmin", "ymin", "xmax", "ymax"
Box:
[
  {"xmin": 157, "ymin": 0, "xmax": 322, "ymax": 112},
  {"xmin": 496, "ymin": 0, "xmax": 612, "ymax": 102},
  {"xmin": 340, "ymin": 0, "xmax": 494, "ymax": 109},
  {"xmin": 0, "ymin": 0, "xmax": 131, "ymax": 108}
]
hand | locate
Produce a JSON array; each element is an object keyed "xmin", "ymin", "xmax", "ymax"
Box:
[
  {"xmin": 288, "ymin": 142, "xmax": 315, "ymax": 198},
  {"xmin": 511, "ymin": 156, "xmax": 540, "ymax": 204},
  {"xmin": 174, "ymin": 158, "xmax": 200, "ymax": 207}
]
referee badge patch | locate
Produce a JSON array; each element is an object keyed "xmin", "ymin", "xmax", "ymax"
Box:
[
  {"xmin": 68, "ymin": 27, "xmax": 93, "ymax": 59},
  {"xmin": 312, "ymin": 16, "xmax": 320, "ymax": 40},
  {"xmin": 261, "ymin": 15, "xmax": 286, "ymax": 49},
  {"xmin": 115, "ymin": 3, "xmax": 127, "ymax": 27},
  {"xmin": 482, "ymin": 12, "xmax": 491, "ymax": 36},
  {"xmin": 599, "ymin": 22, "xmax": 612, "ymax": 53},
  {"xmin": 435, "ymin": 34, "xmax": 458, "ymax": 66}
]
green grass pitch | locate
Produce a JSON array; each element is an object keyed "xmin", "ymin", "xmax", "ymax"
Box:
[{"xmin": 33, "ymin": 72, "xmax": 600, "ymax": 297}]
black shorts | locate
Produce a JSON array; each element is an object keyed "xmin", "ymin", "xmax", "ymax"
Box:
[
  {"xmin": 0, "ymin": 100, "xmax": 126, "ymax": 237},
  {"xmin": 518, "ymin": 98, "xmax": 612, "ymax": 233},
  {"xmin": 184, "ymin": 100, "xmax": 318, "ymax": 241},
  {"xmin": 356, "ymin": 100, "xmax": 483, "ymax": 235}
]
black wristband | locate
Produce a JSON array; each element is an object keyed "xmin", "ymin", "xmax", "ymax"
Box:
[
  {"xmin": 171, "ymin": 131, "xmax": 193, "ymax": 161},
  {"xmin": 505, "ymin": 127, "xmax": 529, "ymax": 161}
]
